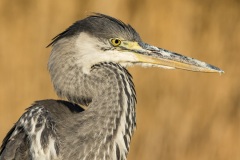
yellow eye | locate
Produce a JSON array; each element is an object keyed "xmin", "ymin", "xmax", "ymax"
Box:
[{"xmin": 110, "ymin": 38, "xmax": 121, "ymax": 47}]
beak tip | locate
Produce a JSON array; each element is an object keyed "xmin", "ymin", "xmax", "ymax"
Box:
[
  {"xmin": 206, "ymin": 64, "xmax": 224, "ymax": 74},
  {"xmin": 219, "ymin": 70, "xmax": 225, "ymax": 74}
]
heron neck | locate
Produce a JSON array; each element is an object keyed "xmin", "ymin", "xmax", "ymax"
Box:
[{"xmin": 49, "ymin": 57, "xmax": 137, "ymax": 159}]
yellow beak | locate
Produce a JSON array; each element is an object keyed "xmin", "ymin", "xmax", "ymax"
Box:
[{"xmin": 121, "ymin": 41, "xmax": 224, "ymax": 73}]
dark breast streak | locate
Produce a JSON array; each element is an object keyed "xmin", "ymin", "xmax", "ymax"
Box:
[{"xmin": 91, "ymin": 63, "xmax": 137, "ymax": 160}]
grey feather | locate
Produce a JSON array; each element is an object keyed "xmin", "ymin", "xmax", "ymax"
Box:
[{"xmin": 47, "ymin": 13, "xmax": 141, "ymax": 47}]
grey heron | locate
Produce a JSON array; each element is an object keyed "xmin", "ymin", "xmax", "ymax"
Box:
[{"xmin": 0, "ymin": 13, "xmax": 223, "ymax": 160}]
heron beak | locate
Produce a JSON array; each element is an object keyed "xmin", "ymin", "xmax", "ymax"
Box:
[{"xmin": 121, "ymin": 41, "xmax": 224, "ymax": 73}]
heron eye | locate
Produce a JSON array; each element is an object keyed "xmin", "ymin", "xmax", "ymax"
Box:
[{"xmin": 110, "ymin": 38, "xmax": 121, "ymax": 47}]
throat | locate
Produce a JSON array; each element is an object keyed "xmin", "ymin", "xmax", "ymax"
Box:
[{"xmin": 86, "ymin": 63, "xmax": 137, "ymax": 159}]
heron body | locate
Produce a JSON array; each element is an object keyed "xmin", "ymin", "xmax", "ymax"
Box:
[{"xmin": 0, "ymin": 14, "xmax": 223, "ymax": 160}]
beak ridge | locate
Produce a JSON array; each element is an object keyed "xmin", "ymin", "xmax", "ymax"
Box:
[{"xmin": 134, "ymin": 43, "xmax": 224, "ymax": 73}]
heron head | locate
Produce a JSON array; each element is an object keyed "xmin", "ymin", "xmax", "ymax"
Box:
[{"xmin": 48, "ymin": 13, "xmax": 224, "ymax": 74}]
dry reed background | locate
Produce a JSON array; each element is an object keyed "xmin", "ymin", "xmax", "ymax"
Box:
[{"xmin": 0, "ymin": 0, "xmax": 239, "ymax": 159}]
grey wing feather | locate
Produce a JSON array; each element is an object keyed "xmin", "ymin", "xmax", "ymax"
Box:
[
  {"xmin": 0, "ymin": 125, "xmax": 31, "ymax": 160},
  {"xmin": 0, "ymin": 100, "xmax": 84, "ymax": 160},
  {"xmin": 0, "ymin": 102, "xmax": 59, "ymax": 160}
]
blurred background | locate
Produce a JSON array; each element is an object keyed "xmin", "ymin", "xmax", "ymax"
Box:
[{"xmin": 0, "ymin": 0, "xmax": 239, "ymax": 159}]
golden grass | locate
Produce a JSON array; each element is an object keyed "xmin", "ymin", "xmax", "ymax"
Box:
[{"xmin": 0, "ymin": 0, "xmax": 239, "ymax": 159}]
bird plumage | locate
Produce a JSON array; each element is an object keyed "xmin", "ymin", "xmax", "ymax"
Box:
[{"xmin": 1, "ymin": 63, "xmax": 137, "ymax": 160}]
